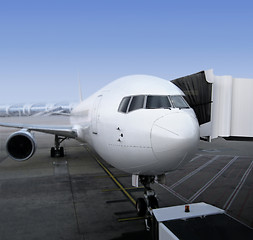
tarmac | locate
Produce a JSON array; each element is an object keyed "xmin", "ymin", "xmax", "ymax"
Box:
[{"xmin": 0, "ymin": 116, "xmax": 252, "ymax": 240}]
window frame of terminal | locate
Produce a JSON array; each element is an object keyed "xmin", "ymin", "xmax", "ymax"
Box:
[{"xmin": 118, "ymin": 95, "xmax": 189, "ymax": 113}]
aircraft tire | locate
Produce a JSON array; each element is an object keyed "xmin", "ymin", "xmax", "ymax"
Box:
[
  {"xmin": 60, "ymin": 147, "xmax": 64, "ymax": 157},
  {"xmin": 136, "ymin": 198, "xmax": 147, "ymax": 217},
  {"xmin": 149, "ymin": 196, "xmax": 159, "ymax": 209},
  {"xmin": 51, "ymin": 147, "xmax": 55, "ymax": 158}
]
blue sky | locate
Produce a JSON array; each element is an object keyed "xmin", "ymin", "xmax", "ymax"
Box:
[{"xmin": 0, "ymin": 0, "xmax": 252, "ymax": 104}]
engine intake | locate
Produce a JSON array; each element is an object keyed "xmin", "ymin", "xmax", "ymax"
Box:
[{"xmin": 6, "ymin": 130, "xmax": 36, "ymax": 161}]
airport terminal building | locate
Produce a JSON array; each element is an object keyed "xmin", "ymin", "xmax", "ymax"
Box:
[{"xmin": 0, "ymin": 102, "xmax": 76, "ymax": 117}]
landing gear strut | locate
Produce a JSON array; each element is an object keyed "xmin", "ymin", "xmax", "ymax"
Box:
[
  {"xmin": 136, "ymin": 175, "xmax": 159, "ymax": 217},
  {"xmin": 50, "ymin": 135, "xmax": 66, "ymax": 157}
]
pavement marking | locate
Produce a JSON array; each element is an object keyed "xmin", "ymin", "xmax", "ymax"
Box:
[
  {"xmin": 237, "ymin": 188, "xmax": 252, "ymax": 221},
  {"xmin": 190, "ymin": 154, "xmax": 202, "ymax": 162},
  {"xmin": 118, "ymin": 216, "xmax": 145, "ymax": 222},
  {"xmin": 170, "ymin": 155, "xmax": 220, "ymax": 189},
  {"xmin": 102, "ymin": 186, "xmax": 144, "ymax": 192},
  {"xmin": 188, "ymin": 156, "xmax": 239, "ymax": 202},
  {"xmin": 95, "ymin": 174, "xmax": 130, "ymax": 178},
  {"xmin": 159, "ymin": 183, "xmax": 189, "ymax": 203},
  {"xmin": 201, "ymin": 149, "xmax": 220, "ymax": 153},
  {"xmin": 223, "ymin": 160, "xmax": 253, "ymax": 210},
  {"xmin": 86, "ymin": 147, "xmax": 136, "ymax": 206}
]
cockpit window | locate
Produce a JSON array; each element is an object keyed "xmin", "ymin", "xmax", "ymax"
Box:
[
  {"xmin": 128, "ymin": 95, "xmax": 145, "ymax": 112},
  {"xmin": 146, "ymin": 96, "xmax": 171, "ymax": 109},
  {"xmin": 118, "ymin": 95, "xmax": 189, "ymax": 113},
  {"xmin": 118, "ymin": 96, "xmax": 131, "ymax": 113},
  {"xmin": 170, "ymin": 96, "xmax": 189, "ymax": 109}
]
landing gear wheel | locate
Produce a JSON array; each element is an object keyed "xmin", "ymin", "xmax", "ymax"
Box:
[
  {"xmin": 51, "ymin": 147, "xmax": 56, "ymax": 157},
  {"xmin": 149, "ymin": 196, "xmax": 159, "ymax": 209},
  {"xmin": 136, "ymin": 198, "xmax": 147, "ymax": 217},
  {"xmin": 60, "ymin": 147, "xmax": 64, "ymax": 157},
  {"xmin": 50, "ymin": 135, "xmax": 67, "ymax": 158}
]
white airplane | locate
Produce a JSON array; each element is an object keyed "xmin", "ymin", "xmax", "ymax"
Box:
[{"xmin": 0, "ymin": 75, "xmax": 199, "ymax": 216}]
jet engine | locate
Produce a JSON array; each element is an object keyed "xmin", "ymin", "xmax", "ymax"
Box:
[{"xmin": 6, "ymin": 130, "xmax": 36, "ymax": 161}]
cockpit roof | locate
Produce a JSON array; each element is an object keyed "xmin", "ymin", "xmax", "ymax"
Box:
[{"xmin": 102, "ymin": 75, "xmax": 184, "ymax": 96}]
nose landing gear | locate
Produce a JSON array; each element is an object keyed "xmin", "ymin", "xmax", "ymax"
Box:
[
  {"xmin": 135, "ymin": 175, "xmax": 159, "ymax": 232},
  {"xmin": 136, "ymin": 175, "xmax": 159, "ymax": 217}
]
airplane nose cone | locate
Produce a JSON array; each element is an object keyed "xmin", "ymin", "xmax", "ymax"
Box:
[{"xmin": 151, "ymin": 112, "xmax": 199, "ymax": 168}]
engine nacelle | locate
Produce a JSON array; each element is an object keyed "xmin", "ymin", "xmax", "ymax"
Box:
[{"xmin": 6, "ymin": 130, "xmax": 36, "ymax": 161}]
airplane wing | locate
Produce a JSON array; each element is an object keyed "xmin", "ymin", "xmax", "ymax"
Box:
[{"xmin": 0, "ymin": 122, "xmax": 77, "ymax": 138}]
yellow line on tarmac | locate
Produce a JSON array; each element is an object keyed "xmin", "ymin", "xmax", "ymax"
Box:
[
  {"xmin": 86, "ymin": 147, "xmax": 136, "ymax": 206},
  {"xmin": 118, "ymin": 216, "xmax": 145, "ymax": 222},
  {"xmin": 102, "ymin": 186, "xmax": 144, "ymax": 192},
  {"xmin": 95, "ymin": 174, "xmax": 130, "ymax": 179},
  {"xmin": 126, "ymin": 186, "xmax": 144, "ymax": 190}
]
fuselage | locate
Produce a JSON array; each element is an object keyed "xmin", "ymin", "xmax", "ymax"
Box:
[{"xmin": 71, "ymin": 75, "xmax": 199, "ymax": 175}]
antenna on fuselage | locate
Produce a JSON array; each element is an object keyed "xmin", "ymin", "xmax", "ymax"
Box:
[{"xmin": 78, "ymin": 72, "xmax": 83, "ymax": 102}]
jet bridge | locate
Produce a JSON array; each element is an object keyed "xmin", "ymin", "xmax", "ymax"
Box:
[{"xmin": 172, "ymin": 70, "xmax": 253, "ymax": 141}]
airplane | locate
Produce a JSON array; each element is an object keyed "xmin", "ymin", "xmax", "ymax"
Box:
[{"xmin": 0, "ymin": 74, "xmax": 199, "ymax": 217}]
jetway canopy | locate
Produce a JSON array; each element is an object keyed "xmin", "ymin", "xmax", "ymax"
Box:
[
  {"xmin": 172, "ymin": 69, "xmax": 253, "ymax": 140},
  {"xmin": 171, "ymin": 71, "xmax": 212, "ymax": 125}
]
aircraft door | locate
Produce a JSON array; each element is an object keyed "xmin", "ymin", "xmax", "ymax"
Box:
[{"xmin": 91, "ymin": 95, "xmax": 103, "ymax": 134}]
